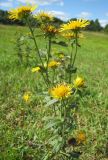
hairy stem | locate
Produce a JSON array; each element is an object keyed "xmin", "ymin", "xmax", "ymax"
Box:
[
  {"xmin": 72, "ymin": 31, "xmax": 78, "ymax": 67},
  {"xmin": 46, "ymin": 37, "xmax": 52, "ymax": 82},
  {"xmin": 26, "ymin": 18, "xmax": 48, "ymax": 87},
  {"xmin": 69, "ymin": 41, "xmax": 74, "ymax": 83}
]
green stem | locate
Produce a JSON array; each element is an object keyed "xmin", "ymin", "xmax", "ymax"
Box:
[
  {"xmin": 70, "ymin": 42, "xmax": 73, "ymax": 66},
  {"xmin": 48, "ymin": 37, "xmax": 52, "ymax": 58},
  {"xmin": 53, "ymin": 104, "xmax": 56, "ymax": 116},
  {"xmin": 26, "ymin": 18, "xmax": 49, "ymax": 87},
  {"xmin": 72, "ymin": 31, "xmax": 78, "ymax": 67},
  {"xmin": 69, "ymin": 41, "xmax": 74, "ymax": 83},
  {"xmin": 46, "ymin": 37, "xmax": 52, "ymax": 81},
  {"xmin": 61, "ymin": 100, "xmax": 66, "ymax": 142},
  {"xmin": 27, "ymin": 19, "xmax": 44, "ymax": 67},
  {"xmin": 52, "ymin": 68, "xmax": 55, "ymax": 84}
]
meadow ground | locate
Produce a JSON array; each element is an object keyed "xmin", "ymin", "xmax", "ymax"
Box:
[{"xmin": 0, "ymin": 24, "xmax": 108, "ymax": 160}]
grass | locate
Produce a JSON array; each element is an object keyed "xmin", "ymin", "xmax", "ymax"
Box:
[{"xmin": 0, "ymin": 24, "xmax": 108, "ymax": 160}]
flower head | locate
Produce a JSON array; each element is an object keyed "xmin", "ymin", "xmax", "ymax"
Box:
[
  {"xmin": 23, "ymin": 92, "xmax": 31, "ymax": 102},
  {"xmin": 50, "ymin": 83, "xmax": 72, "ymax": 99},
  {"xmin": 59, "ymin": 54, "xmax": 65, "ymax": 58},
  {"xmin": 48, "ymin": 60, "xmax": 61, "ymax": 68},
  {"xmin": 54, "ymin": 52, "xmax": 65, "ymax": 59},
  {"xmin": 76, "ymin": 131, "xmax": 86, "ymax": 144},
  {"xmin": 32, "ymin": 67, "xmax": 41, "ymax": 73},
  {"xmin": 60, "ymin": 19, "xmax": 90, "ymax": 32},
  {"xmin": 42, "ymin": 25, "xmax": 58, "ymax": 37},
  {"xmin": 73, "ymin": 76, "xmax": 85, "ymax": 88},
  {"xmin": 8, "ymin": 5, "xmax": 37, "ymax": 20},
  {"xmin": 27, "ymin": 32, "xmax": 32, "ymax": 37},
  {"xmin": 36, "ymin": 11, "xmax": 53, "ymax": 22}
]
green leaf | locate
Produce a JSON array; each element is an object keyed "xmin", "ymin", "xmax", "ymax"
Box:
[
  {"xmin": 46, "ymin": 99, "xmax": 58, "ymax": 107},
  {"xmin": 49, "ymin": 135, "xmax": 63, "ymax": 153},
  {"xmin": 43, "ymin": 153, "xmax": 49, "ymax": 160},
  {"xmin": 44, "ymin": 121, "xmax": 56, "ymax": 130}
]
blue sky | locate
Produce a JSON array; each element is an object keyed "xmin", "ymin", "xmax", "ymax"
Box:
[{"xmin": 0, "ymin": 0, "xmax": 108, "ymax": 26}]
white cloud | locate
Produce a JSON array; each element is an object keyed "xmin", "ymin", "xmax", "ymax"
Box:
[
  {"xmin": 17, "ymin": 0, "xmax": 64, "ymax": 6},
  {"xmin": 77, "ymin": 11, "xmax": 91, "ymax": 18},
  {"xmin": 0, "ymin": 2, "xmax": 13, "ymax": 8},
  {"xmin": 48, "ymin": 10, "xmax": 70, "ymax": 21},
  {"xmin": 99, "ymin": 19, "xmax": 108, "ymax": 27}
]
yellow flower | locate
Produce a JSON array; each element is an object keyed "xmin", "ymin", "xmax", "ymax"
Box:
[
  {"xmin": 60, "ymin": 19, "xmax": 90, "ymax": 32},
  {"xmin": 54, "ymin": 52, "xmax": 65, "ymax": 58},
  {"xmin": 73, "ymin": 76, "xmax": 85, "ymax": 88},
  {"xmin": 48, "ymin": 60, "xmax": 61, "ymax": 68},
  {"xmin": 42, "ymin": 25, "xmax": 58, "ymax": 36},
  {"xmin": 32, "ymin": 67, "xmax": 41, "ymax": 73},
  {"xmin": 76, "ymin": 131, "xmax": 86, "ymax": 144},
  {"xmin": 59, "ymin": 54, "xmax": 65, "ymax": 58},
  {"xmin": 36, "ymin": 11, "xmax": 53, "ymax": 22},
  {"xmin": 27, "ymin": 32, "xmax": 32, "ymax": 36},
  {"xmin": 8, "ymin": 5, "xmax": 37, "ymax": 20},
  {"xmin": 50, "ymin": 83, "xmax": 72, "ymax": 99},
  {"xmin": 23, "ymin": 92, "xmax": 30, "ymax": 102}
]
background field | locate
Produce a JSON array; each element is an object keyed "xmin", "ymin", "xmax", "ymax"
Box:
[{"xmin": 0, "ymin": 24, "xmax": 108, "ymax": 159}]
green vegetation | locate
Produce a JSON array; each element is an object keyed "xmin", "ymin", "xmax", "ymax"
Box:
[
  {"xmin": 86, "ymin": 19, "xmax": 103, "ymax": 31},
  {"xmin": 0, "ymin": 24, "xmax": 108, "ymax": 160},
  {"xmin": 104, "ymin": 24, "xmax": 108, "ymax": 33}
]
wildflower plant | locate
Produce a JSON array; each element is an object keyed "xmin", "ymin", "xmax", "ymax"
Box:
[
  {"xmin": 23, "ymin": 92, "xmax": 31, "ymax": 103},
  {"xmin": 36, "ymin": 11, "xmax": 53, "ymax": 22},
  {"xmin": 9, "ymin": 5, "xmax": 90, "ymax": 159},
  {"xmin": 8, "ymin": 6, "xmax": 37, "ymax": 20},
  {"xmin": 60, "ymin": 19, "xmax": 90, "ymax": 83}
]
